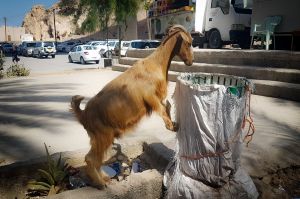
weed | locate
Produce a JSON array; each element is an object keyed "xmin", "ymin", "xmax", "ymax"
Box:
[
  {"xmin": 27, "ymin": 143, "xmax": 70, "ymax": 196},
  {"xmin": 6, "ymin": 64, "xmax": 30, "ymax": 77}
]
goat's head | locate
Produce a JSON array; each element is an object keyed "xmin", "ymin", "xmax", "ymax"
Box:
[{"xmin": 165, "ymin": 25, "xmax": 194, "ymax": 66}]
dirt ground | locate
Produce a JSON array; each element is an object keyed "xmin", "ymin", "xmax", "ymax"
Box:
[
  {"xmin": 0, "ymin": 154, "xmax": 299, "ymax": 199},
  {"xmin": 253, "ymin": 165, "xmax": 300, "ymax": 198}
]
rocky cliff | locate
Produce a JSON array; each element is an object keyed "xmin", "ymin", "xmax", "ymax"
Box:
[
  {"xmin": 22, "ymin": 2, "xmax": 83, "ymax": 41},
  {"xmin": 22, "ymin": 1, "xmax": 148, "ymax": 41}
]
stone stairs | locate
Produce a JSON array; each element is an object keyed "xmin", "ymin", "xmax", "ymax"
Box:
[{"xmin": 112, "ymin": 49, "xmax": 300, "ymax": 101}]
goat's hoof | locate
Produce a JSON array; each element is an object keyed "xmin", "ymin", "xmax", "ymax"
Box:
[
  {"xmin": 103, "ymin": 175, "xmax": 111, "ymax": 183},
  {"xmin": 92, "ymin": 183, "xmax": 106, "ymax": 190}
]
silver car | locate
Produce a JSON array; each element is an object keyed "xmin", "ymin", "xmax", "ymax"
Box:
[
  {"xmin": 21, "ymin": 42, "xmax": 36, "ymax": 57},
  {"xmin": 33, "ymin": 42, "xmax": 56, "ymax": 58}
]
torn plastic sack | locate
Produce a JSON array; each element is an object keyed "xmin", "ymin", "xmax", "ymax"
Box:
[{"xmin": 164, "ymin": 73, "xmax": 259, "ymax": 199}]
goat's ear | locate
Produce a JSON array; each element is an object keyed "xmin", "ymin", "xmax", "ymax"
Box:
[
  {"xmin": 167, "ymin": 27, "xmax": 177, "ymax": 35},
  {"xmin": 179, "ymin": 31, "xmax": 190, "ymax": 43}
]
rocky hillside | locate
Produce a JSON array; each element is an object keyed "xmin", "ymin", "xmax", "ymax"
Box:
[
  {"xmin": 22, "ymin": 2, "xmax": 84, "ymax": 41},
  {"xmin": 22, "ymin": 1, "xmax": 148, "ymax": 41}
]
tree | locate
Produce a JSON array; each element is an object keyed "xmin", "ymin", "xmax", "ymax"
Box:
[
  {"xmin": 114, "ymin": 0, "xmax": 141, "ymax": 58},
  {"xmin": 65, "ymin": 0, "xmax": 144, "ymax": 58}
]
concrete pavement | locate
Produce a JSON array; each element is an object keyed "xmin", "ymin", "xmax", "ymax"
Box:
[
  {"xmin": 0, "ymin": 67, "xmax": 299, "ymax": 198},
  {"xmin": 0, "ymin": 68, "xmax": 175, "ymax": 165}
]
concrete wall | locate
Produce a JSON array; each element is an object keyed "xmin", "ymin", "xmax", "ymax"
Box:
[
  {"xmin": 252, "ymin": 0, "xmax": 300, "ymax": 33},
  {"xmin": 0, "ymin": 26, "xmax": 25, "ymax": 42}
]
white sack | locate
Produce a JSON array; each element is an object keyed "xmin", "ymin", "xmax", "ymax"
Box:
[{"xmin": 164, "ymin": 73, "xmax": 258, "ymax": 199}]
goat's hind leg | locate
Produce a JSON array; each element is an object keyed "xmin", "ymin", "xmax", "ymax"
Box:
[
  {"xmin": 85, "ymin": 130, "xmax": 115, "ymax": 188},
  {"xmin": 85, "ymin": 147, "xmax": 106, "ymax": 189}
]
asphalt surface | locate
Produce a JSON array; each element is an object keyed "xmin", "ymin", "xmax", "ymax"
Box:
[
  {"xmin": 0, "ymin": 55, "xmax": 299, "ymax": 175},
  {"xmin": 2, "ymin": 53, "xmax": 100, "ymax": 75}
]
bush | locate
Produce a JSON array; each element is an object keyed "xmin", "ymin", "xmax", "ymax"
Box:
[
  {"xmin": 0, "ymin": 53, "xmax": 4, "ymax": 79},
  {"xmin": 6, "ymin": 64, "xmax": 30, "ymax": 77},
  {"xmin": 0, "ymin": 70, "xmax": 4, "ymax": 79},
  {"xmin": 0, "ymin": 53, "xmax": 4, "ymax": 71}
]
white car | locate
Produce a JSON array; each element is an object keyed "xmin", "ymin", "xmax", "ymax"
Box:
[
  {"xmin": 113, "ymin": 41, "xmax": 130, "ymax": 56},
  {"xmin": 99, "ymin": 40, "xmax": 119, "ymax": 58},
  {"xmin": 120, "ymin": 41, "xmax": 130, "ymax": 56},
  {"xmin": 68, "ymin": 45, "xmax": 100, "ymax": 64},
  {"xmin": 86, "ymin": 40, "xmax": 106, "ymax": 50}
]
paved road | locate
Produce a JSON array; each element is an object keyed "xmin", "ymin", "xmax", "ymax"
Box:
[
  {"xmin": 3, "ymin": 54, "xmax": 101, "ymax": 75},
  {"xmin": 0, "ymin": 57, "xmax": 299, "ymax": 177}
]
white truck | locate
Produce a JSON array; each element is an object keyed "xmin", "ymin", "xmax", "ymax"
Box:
[{"xmin": 149, "ymin": 0, "xmax": 252, "ymax": 49}]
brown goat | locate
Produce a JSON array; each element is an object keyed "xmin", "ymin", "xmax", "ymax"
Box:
[{"xmin": 71, "ymin": 25, "xmax": 194, "ymax": 188}]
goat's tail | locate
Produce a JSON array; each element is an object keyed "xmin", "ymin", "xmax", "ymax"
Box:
[{"xmin": 70, "ymin": 95, "xmax": 85, "ymax": 125}]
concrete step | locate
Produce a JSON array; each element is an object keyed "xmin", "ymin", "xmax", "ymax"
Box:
[
  {"xmin": 126, "ymin": 49, "xmax": 300, "ymax": 69},
  {"xmin": 119, "ymin": 57, "xmax": 300, "ymax": 84},
  {"xmin": 112, "ymin": 63, "xmax": 300, "ymax": 101}
]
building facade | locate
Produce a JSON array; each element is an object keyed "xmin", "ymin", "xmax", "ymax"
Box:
[{"xmin": 0, "ymin": 26, "xmax": 25, "ymax": 42}]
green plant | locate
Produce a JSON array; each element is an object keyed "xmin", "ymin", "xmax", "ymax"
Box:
[
  {"xmin": 0, "ymin": 53, "xmax": 5, "ymax": 79},
  {"xmin": 0, "ymin": 53, "xmax": 4, "ymax": 71},
  {"xmin": 6, "ymin": 64, "xmax": 30, "ymax": 77},
  {"xmin": 0, "ymin": 70, "xmax": 4, "ymax": 79},
  {"xmin": 27, "ymin": 143, "xmax": 69, "ymax": 196}
]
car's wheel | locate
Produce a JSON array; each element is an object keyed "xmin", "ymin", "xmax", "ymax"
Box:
[
  {"xmin": 208, "ymin": 29, "xmax": 222, "ymax": 49},
  {"xmin": 68, "ymin": 55, "xmax": 73, "ymax": 63},
  {"xmin": 38, "ymin": 52, "xmax": 42, "ymax": 58},
  {"xmin": 80, "ymin": 57, "xmax": 86, "ymax": 64},
  {"xmin": 52, "ymin": 55, "xmax": 55, "ymax": 58},
  {"xmin": 95, "ymin": 60, "xmax": 99, "ymax": 64}
]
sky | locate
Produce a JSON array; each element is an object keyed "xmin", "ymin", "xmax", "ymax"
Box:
[{"xmin": 0, "ymin": 0, "xmax": 58, "ymax": 27}]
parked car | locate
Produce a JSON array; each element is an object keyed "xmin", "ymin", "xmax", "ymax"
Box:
[
  {"xmin": 88, "ymin": 41, "xmax": 107, "ymax": 51},
  {"xmin": 20, "ymin": 42, "xmax": 36, "ymax": 57},
  {"xmin": 128, "ymin": 40, "xmax": 161, "ymax": 49},
  {"xmin": 2, "ymin": 43, "xmax": 13, "ymax": 54},
  {"xmin": 33, "ymin": 41, "xmax": 56, "ymax": 58},
  {"xmin": 57, "ymin": 41, "xmax": 77, "ymax": 52},
  {"xmin": 99, "ymin": 40, "xmax": 119, "ymax": 58},
  {"xmin": 113, "ymin": 41, "xmax": 130, "ymax": 56},
  {"xmin": 68, "ymin": 45, "xmax": 100, "ymax": 64},
  {"xmin": 65, "ymin": 42, "xmax": 82, "ymax": 53}
]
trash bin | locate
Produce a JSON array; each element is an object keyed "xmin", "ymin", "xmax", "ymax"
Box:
[{"xmin": 164, "ymin": 73, "xmax": 258, "ymax": 199}]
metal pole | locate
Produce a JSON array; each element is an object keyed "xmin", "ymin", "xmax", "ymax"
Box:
[
  {"xmin": 53, "ymin": 9, "xmax": 57, "ymax": 46},
  {"xmin": 4, "ymin": 17, "xmax": 7, "ymax": 42}
]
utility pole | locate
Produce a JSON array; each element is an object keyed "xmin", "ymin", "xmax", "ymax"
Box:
[
  {"xmin": 4, "ymin": 17, "xmax": 7, "ymax": 42},
  {"xmin": 53, "ymin": 9, "xmax": 57, "ymax": 46}
]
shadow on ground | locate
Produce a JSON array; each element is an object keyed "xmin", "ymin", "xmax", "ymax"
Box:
[
  {"xmin": 242, "ymin": 108, "xmax": 300, "ymax": 176},
  {"xmin": 0, "ymin": 78, "xmax": 83, "ymax": 163}
]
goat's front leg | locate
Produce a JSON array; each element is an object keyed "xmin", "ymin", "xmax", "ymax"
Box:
[
  {"xmin": 164, "ymin": 100, "xmax": 179, "ymax": 131},
  {"xmin": 146, "ymin": 97, "xmax": 178, "ymax": 132}
]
